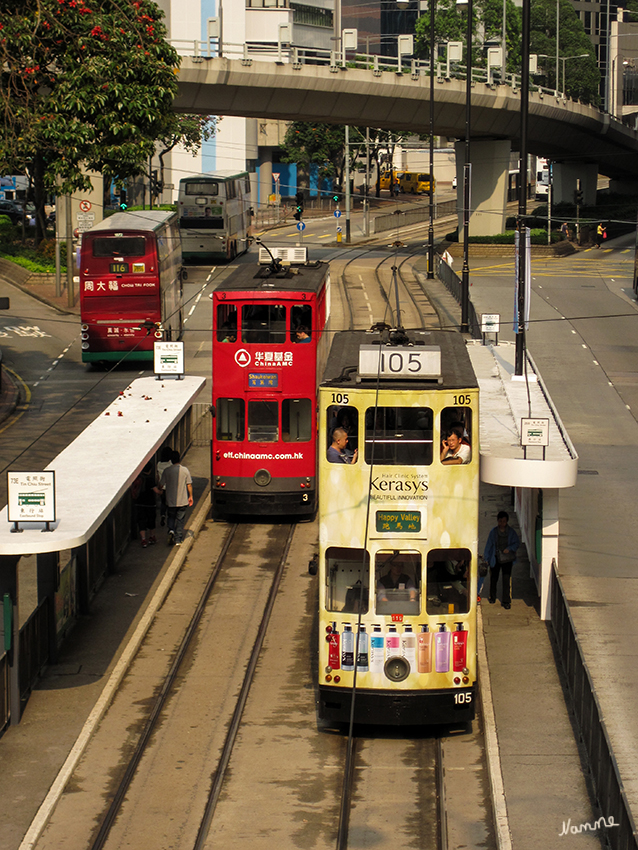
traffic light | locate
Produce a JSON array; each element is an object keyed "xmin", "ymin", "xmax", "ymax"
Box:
[
  {"xmin": 119, "ymin": 189, "xmax": 127, "ymax": 210},
  {"xmin": 294, "ymin": 189, "xmax": 304, "ymax": 221},
  {"xmin": 333, "ymin": 193, "xmax": 339, "ymax": 203},
  {"xmin": 574, "ymin": 188, "xmax": 583, "ymax": 206}
]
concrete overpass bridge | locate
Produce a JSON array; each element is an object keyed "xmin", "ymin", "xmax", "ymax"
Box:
[{"xmin": 173, "ymin": 45, "xmax": 638, "ymax": 235}]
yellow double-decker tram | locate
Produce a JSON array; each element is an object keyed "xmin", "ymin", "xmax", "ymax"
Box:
[{"xmin": 318, "ymin": 328, "xmax": 479, "ymax": 725}]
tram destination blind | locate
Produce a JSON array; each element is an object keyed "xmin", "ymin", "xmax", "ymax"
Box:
[{"xmin": 358, "ymin": 345, "xmax": 441, "ymax": 379}]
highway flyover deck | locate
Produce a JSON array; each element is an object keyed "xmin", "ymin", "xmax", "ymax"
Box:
[{"xmin": 175, "ymin": 56, "xmax": 638, "ymax": 180}]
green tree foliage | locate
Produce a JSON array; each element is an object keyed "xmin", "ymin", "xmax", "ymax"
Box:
[
  {"xmin": 415, "ymin": 0, "xmax": 598, "ymax": 104},
  {"xmin": 280, "ymin": 122, "xmax": 346, "ymax": 189},
  {"xmin": 156, "ymin": 114, "xmax": 218, "ymax": 197},
  {"xmin": 415, "ymin": 0, "xmax": 521, "ymax": 70},
  {"xmin": 530, "ymin": 0, "xmax": 599, "ymax": 104},
  {"xmin": 0, "ymin": 0, "xmax": 181, "ymax": 239}
]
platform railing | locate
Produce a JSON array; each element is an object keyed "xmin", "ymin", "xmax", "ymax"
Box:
[
  {"xmin": 550, "ymin": 564, "xmax": 638, "ymax": 850},
  {"xmin": 171, "ymin": 38, "xmax": 584, "ymax": 104},
  {"xmin": 435, "ymin": 256, "xmax": 481, "ymax": 339}
]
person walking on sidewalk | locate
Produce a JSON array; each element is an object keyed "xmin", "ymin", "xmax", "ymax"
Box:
[
  {"xmin": 484, "ymin": 510, "xmax": 519, "ymax": 609},
  {"xmin": 155, "ymin": 450, "xmax": 193, "ymax": 546}
]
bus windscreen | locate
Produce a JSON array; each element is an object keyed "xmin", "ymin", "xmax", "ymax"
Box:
[
  {"xmin": 185, "ymin": 182, "xmax": 219, "ymax": 196},
  {"xmin": 93, "ymin": 237, "xmax": 146, "ymax": 257}
]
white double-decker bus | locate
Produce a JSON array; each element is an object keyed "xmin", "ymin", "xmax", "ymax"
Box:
[{"xmin": 178, "ymin": 170, "xmax": 251, "ymax": 262}]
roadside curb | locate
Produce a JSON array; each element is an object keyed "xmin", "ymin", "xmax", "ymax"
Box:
[{"xmin": 0, "ymin": 366, "xmax": 21, "ymax": 427}]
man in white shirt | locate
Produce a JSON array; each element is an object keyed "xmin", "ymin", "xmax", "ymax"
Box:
[
  {"xmin": 440, "ymin": 425, "xmax": 471, "ymax": 465},
  {"xmin": 155, "ymin": 450, "xmax": 193, "ymax": 546}
]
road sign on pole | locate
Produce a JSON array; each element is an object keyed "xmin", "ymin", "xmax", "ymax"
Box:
[
  {"xmin": 334, "ymin": 209, "xmax": 342, "ymax": 218},
  {"xmin": 297, "ymin": 221, "xmax": 306, "ymax": 232}
]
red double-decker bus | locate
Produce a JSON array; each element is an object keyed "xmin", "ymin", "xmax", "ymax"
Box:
[
  {"xmin": 212, "ymin": 252, "xmax": 330, "ymax": 517},
  {"xmin": 79, "ymin": 210, "xmax": 182, "ymax": 363}
]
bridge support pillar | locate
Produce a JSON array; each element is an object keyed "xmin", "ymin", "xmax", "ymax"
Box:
[
  {"xmin": 551, "ymin": 162, "xmax": 598, "ymax": 205},
  {"xmin": 258, "ymin": 150, "xmax": 273, "ymax": 210},
  {"xmin": 455, "ymin": 140, "xmax": 510, "ymax": 237}
]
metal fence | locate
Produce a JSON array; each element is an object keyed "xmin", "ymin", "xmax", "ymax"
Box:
[
  {"xmin": 191, "ymin": 403, "xmax": 213, "ymax": 447},
  {"xmin": 373, "ymin": 199, "xmax": 457, "ymax": 234},
  {"xmin": 435, "ymin": 256, "xmax": 481, "ymax": 339},
  {"xmin": 18, "ymin": 600, "xmax": 49, "ymax": 704},
  {"xmin": 551, "ymin": 565, "xmax": 638, "ymax": 850}
]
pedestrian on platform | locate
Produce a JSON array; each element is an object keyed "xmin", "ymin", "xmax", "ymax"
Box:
[
  {"xmin": 484, "ymin": 511, "xmax": 519, "ymax": 610},
  {"xmin": 155, "ymin": 450, "xmax": 193, "ymax": 546},
  {"xmin": 133, "ymin": 461, "xmax": 157, "ymax": 548},
  {"xmin": 156, "ymin": 446, "xmax": 173, "ymax": 527},
  {"xmin": 596, "ymin": 223, "xmax": 606, "ymax": 247}
]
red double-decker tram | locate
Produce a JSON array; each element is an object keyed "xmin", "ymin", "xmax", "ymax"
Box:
[
  {"xmin": 212, "ymin": 253, "xmax": 330, "ymax": 517},
  {"xmin": 79, "ymin": 211, "xmax": 182, "ymax": 363}
]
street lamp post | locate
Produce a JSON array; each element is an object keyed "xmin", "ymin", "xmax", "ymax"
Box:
[
  {"xmin": 457, "ymin": 0, "xmax": 472, "ymax": 333},
  {"xmin": 428, "ymin": 0, "xmax": 435, "ymax": 278},
  {"xmin": 515, "ymin": 0, "xmax": 531, "ymax": 375}
]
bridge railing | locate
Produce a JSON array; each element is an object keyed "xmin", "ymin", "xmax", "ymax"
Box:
[{"xmin": 171, "ymin": 39, "xmax": 562, "ymax": 100}]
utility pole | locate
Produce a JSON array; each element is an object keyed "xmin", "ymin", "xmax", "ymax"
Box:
[
  {"xmin": 345, "ymin": 124, "xmax": 351, "ymax": 243},
  {"xmin": 66, "ymin": 196, "xmax": 74, "ymax": 309},
  {"xmin": 515, "ymin": 0, "xmax": 530, "ymax": 376}
]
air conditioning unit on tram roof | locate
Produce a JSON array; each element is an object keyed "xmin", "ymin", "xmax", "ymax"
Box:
[{"xmin": 258, "ymin": 246, "xmax": 308, "ymax": 265}]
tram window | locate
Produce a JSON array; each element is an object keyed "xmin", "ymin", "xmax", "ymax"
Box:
[
  {"xmin": 216, "ymin": 399, "xmax": 245, "ymax": 441},
  {"xmin": 291, "ymin": 305, "xmax": 312, "ymax": 342},
  {"xmin": 185, "ymin": 181, "xmax": 219, "ymax": 196},
  {"xmin": 326, "ymin": 405, "xmax": 358, "ymax": 462},
  {"xmin": 248, "ymin": 400, "xmax": 279, "ymax": 442},
  {"xmin": 375, "ymin": 551, "xmax": 421, "ymax": 616},
  {"xmin": 282, "ymin": 398, "xmax": 312, "ymax": 442},
  {"xmin": 217, "ymin": 304, "xmax": 238, "ymax": 342},
  {"xmin": 426, "ymin": 548, "xmax": 471, "ymax": 615},
  {"xmin": 241, "ymin": 304, "xmax": 286, "ymax": 344},
  {"xmin": 440, "ymin": 407, "xmax": 472, "ymax": 465},
  {"xmin": 364, "ymin": 407, "xmax": 433, "ymax": 465},
  {"xmin": 325, "ymin": 547, "xmax": 369, "ymax": 614}
]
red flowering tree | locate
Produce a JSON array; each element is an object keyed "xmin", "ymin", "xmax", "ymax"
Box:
[{"xmin": 0, "ymin": 0, "xmax": 180, "ymax": 241}]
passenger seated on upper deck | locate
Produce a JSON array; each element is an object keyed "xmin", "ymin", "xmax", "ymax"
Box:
[
  {"xmin": 377, "ymin": 558, "xmax": 417, "ymax": 603},
  {"xmin": 327, "ymin": 427, "xmax": 358, "ymax": 464},
  {"xmin": 440, "ymin": 424, "xmax": 471, "ymax": 465},
  {"xmin": 218, "ymin": 311, "xmax": 237, "ymax": 343},
  {"xmin": 294, "ymin": 325, "xmax": 311, "ymax": 343}
]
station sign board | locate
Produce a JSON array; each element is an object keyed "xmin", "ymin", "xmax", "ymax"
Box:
[
  {"xmin": 521, "ymin": 417, "xmax": 549, "ymax": 447},
  {"xmin": 154, "ymin": 341, "xmax": 184, "ymax": 376},
  {"xmin": 7, "ymin": 471, "xmax": 56, "ymax": 524}
]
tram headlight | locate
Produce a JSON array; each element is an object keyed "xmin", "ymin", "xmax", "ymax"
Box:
[
  {"xmin": 254, "ymin": 468, "xmax": 271, "ymax": 487},
  {"xmin": 81, "ymin": 332, "xmax": 89, "ymax": 341},
  {"xmin": 81, "ymin": 323, "xmax": 89, "ymax": 331},
  {"xmin": 384, "ymin": 656, "xmax": 410, "ymax": 683},
  {"xmin": 82, "ymin": 342, "xmax": 89, "ymax": 350}
]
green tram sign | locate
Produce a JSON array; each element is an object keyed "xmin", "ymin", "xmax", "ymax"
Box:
[{"xmin": 376, "ymin": 511, "xmax": 421, "ymax": 533}]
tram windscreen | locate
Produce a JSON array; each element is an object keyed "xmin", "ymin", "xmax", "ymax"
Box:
[
  {"xmin": 241, "ymin": 304, "xmax": 286, "ymax": 344},
  {"xmin": 364, "ymin": 407, "xmax": 433, "ymax": 465},
  {"xmin": 325, "ymin": 547, "xmax": 369, "ymax": 614},
  {"xmin": 426, "ymin": 548, "xmax": 471, "ymax": 615},
  {"xmin": 92, "ymin": 236, "xmax": 146, "ymax": 257},
  {"xmin": 248, "ymin": 400, "xmax": 279, "ymax": 442},
  {"xmin": 375, "ymin": 551, "xmax": 421, "ymax": 616}
]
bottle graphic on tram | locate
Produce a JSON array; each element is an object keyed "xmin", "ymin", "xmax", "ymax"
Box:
[
  {"xmin": 435, "ymin": 623, "xmax": 450, "ymax": 673},
  {"xmin": 341, "ymin": 623, "xmax": 355, "ymax": 671},
  {"xmin": 452, "ymin": 622, "xmax": 468, "ymax": 671},
  {"xmin": 386, "ymin": 624, "xmax": 401, "ymax": 658},
  {"xmin": 328, "ymin": 622, "xmax": 340, "ymax": 670},
  {"xmin": 401, "ymin": 624, "xmax": 417, "ymax": 673},
  {"xmin": 370, "ymin": 625, "xmax": 385, "ymax": 673},
  {"xmin": 356, "ymin": 625, "xmax": 369, "ymax": 672},
  {"xmin": 417, "ymin": 624, "xmax": 432, "ymax": 673}
]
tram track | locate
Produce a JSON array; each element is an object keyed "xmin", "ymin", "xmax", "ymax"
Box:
[{"xmin": 33, "ymin": 520, "xmax": 297, "ymax": 850}]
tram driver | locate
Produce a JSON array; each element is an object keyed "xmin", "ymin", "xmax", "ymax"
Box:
[
  {"xmin": 327, "ymin": 427, "xmax": 358, "ymax": 464},
  {"xmin": 440, "ymin": 423, "xmax": 471, "ymax": 465},
  {"xmin": 377, "ymin": 556, "xmax": 417, "ymax": 603}
]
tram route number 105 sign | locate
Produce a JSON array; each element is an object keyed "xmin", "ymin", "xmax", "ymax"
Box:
[{"xmin": 359, "ymin": 345, "xmax": 441, "ymax": 379}]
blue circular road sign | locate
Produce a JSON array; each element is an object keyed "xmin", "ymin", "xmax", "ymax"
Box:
[
  {"xmin": 297, "ymin": 221, "xmax": 306, "ymax": 231},
  {"xmin": 334, "ymin": 209, "xmax": 342, "ymax": 218}
]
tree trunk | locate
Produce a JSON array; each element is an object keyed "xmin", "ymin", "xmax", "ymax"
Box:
[{"xmin": 32, "ymin": 153, "xmax": 47, "ymax": 246}]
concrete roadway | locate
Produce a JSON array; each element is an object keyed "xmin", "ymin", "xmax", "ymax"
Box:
[{"xmin": 467, "ymin": 234, "xmax": 638, "ymax": 827}]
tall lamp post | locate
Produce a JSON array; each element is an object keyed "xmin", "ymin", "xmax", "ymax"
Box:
[
  {"xmin": 560, "ymin": 54, "xmax": 589, "ymax": 99},
  {"xmin": 515, "ymin": 0, "xmax": 530, "ymax": 376},
  {"xmin": 427, "ymin": 0, "xmax": 435, "ymax": 279},
  {"xmin": 457, "ymin": 0, "xmax": 472, "ymax": 333}
]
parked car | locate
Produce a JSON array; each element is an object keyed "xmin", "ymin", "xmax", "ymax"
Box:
[{"xmin": 0, "ymin": 200, "xmax": 24, "ymax": 225}]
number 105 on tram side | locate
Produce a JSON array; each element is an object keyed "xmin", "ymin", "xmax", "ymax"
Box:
[{"xmin": 317, "ymin": 329, "xmax": 479, "ymax": 726}]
